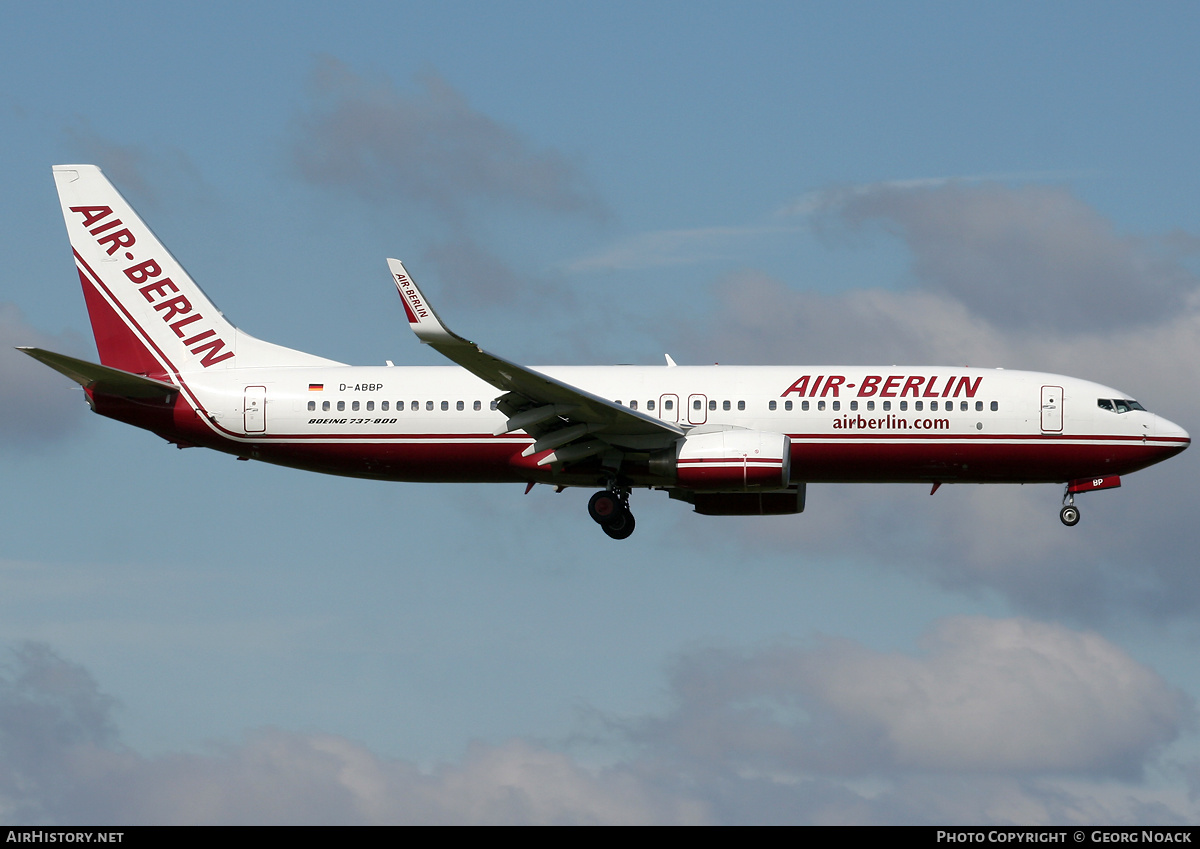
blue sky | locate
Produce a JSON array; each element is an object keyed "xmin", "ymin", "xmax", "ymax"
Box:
[{"xmin": 3, "ymin": 1, "xmax": 1200, "ymax": 824}]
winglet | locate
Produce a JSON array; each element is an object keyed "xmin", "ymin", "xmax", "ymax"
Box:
[{"xmin": 388, "ymin": 259, "xmax": 467, "ymax": 348}]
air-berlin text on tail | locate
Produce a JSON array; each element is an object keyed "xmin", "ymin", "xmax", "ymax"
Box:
[
  {"xmin": 393, "ymin": 272, "xmax": 428, "ymax": 324},
  {"xmin": 69, "ymin": 205, "xmax": 233, "ymax": 367},
  {"xmin": 782, "ymin": 374, "xmax": 983, "ymax": 398}
]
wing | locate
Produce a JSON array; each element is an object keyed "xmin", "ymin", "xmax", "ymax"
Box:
[{"xmin": 387, "ymin": 259, "xmax": 683, "ymax": 466}]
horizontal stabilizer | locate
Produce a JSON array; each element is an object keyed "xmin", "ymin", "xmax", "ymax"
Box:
[{"xmin": 18, "ymin": 347, "xmax": 179, "ymax": 399}]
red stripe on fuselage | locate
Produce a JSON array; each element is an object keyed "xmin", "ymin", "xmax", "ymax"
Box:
[{"xmin": 126, "ymin": 424, "xmax": 1185, "ymax": 487}]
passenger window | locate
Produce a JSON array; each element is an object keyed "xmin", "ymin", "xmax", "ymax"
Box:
[
  {"xmin": 323, "ymin": 401, "xmax": 330, "ymax": 412},
  {"xmin": 709, "ymin": 400, "xmax": 716, "ymax": 411},
  {"xmin": 899, "ymin": 401, "xmax": 907, "ymax": 411},
  {"xmin": 801, "ymin": 400, "xmax": 809, "ymax": 411},
  {"xmin": 694, "ymin": 399, "xmax": 702, "ymax": 410},
  {"xmin": 630, "ymin": 400, "xmax": 638, "ymax": 410},
  {"xmin": 411, "ymin": 401, "xmax": 419, "ymax": 411},
  {"xmin": 455, "ymin": 401, "xmax": 463, "ymax": 411},
  {"xmin": 914, "ymin": 401, "xmax": 922, "ymax": 411},
  {"xmin": 975, "ymin": 401, "xmax": 983, "ymax": 412},
  {"xmin": 850, "ymin": 400, "xmax": 858, "ymax": 411},
  {"xmin": 648, "ymin": 400, "xmax": 656, "ymax": 411},
  {"xmin": 665, "ymin": 399, "xmax": 673, "ymax": 411},
  {"xmin": 867, "ymin": 400, "xmax": 875, "ymax": 411},
  {"xmin": 426, "ymin": 401, "xmax": 433, "ymax": 411},
  {"xmin": 930, "ymin": 401, "xmax": 938, "ymax": 411},
  {"xmin": 474, "ymin": 401, "xmax": 481, "ymax": 411},
  {"xmin": 308, "ymin": 400, "xmax": 316, "ymax": 411},
  {"xmin": 491, "ymin": 400, "xmax": 499, "ymax": 410},
  {"xmin": 722, "ymin": 400, "xmax": 730, "ymax": 411},
  {"xmin": 832, "ymin": 400, "xmax": 840, "ymax": 411},
  {"xmin": 769, "ymin": 400, "xmax": 777, "ymax": 411},
  {"xmin": 960, "ymin": 401, "xmax": 968, "ymax": 412},
  {"xmin": 367, "ymin": 401, "xmax": 374, "ymax": 412},
  {"xmin": 382, "ymin": 401, "xmax": 389, "ymax": 411},
  {"xmin": 785, "ymin": 400, "xmax": 793, "ymax": 411},
  {"xmin": 352, "ymin": 401, "xmax": 360, "ymax": 411},
  {"xmin": 817, "ymin": 400, "xmax": 826, "ymax": 411},
  {"xmin": 883, "ymin": 401, "xmax": 891, "ymax": 411},
  {"xmin": 337, "ymin": 401, "xmax": 346, "ymax": 412},
  {"xmin": 990, "ymin": 401, "xmax": 998, "ymax": 411},
  {"xmin": 737, "ymin": 400, "xmax": 745, "ymax": 411},
  {"xmin": 441, "ymin": 401, "xmax": 449, "ymax": 411}
]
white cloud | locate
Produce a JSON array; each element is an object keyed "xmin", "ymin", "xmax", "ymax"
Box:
[
  {"xmin": 635, "ymin": 617, "xmax": 1189, "ymax": 782},
  {"xmin": 0, "ymin": 642, "xmax": 707, "ymax": 825},
  {"xmin": 0, "ymin": 628, "xmax": 1192, "ymax": 825},
  {"xmin": 288, "ymin": 58, "xmax": 606, "ymax": 315},
  {"xmin": 567, "ymin": 224, "xmax": 799, "ymax": 272},
  {"xmin": 801, "ymin": 617, "xmax": 1186, "ymax": 775},
  {"xmin": 290, "ymin": 57, "xmax": 605, "ymax": 223},
  {"xmin": 815, "ymin": 181, "xmax": 1198, "ymax": 331}
]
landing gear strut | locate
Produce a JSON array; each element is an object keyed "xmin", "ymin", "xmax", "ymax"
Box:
[
  {"xmin": 1060, "ymin": 487, "xmax": 1080, "ymax": 526},
  {"xmin": 588, "ymin": 487, "xmax": 635, "ymax": 539}
]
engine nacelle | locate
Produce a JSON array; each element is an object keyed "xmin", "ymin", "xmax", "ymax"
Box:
[{"xmin": 651, "ymin": 429, "xmax": 791, "ymax": 491}]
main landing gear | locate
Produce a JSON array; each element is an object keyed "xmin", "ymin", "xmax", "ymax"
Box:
[{"xmin": 588, "ymin": 487, "xmax": 636, "ymax": 540}]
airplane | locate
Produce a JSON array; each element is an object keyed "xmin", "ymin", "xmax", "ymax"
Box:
[{"xmin": 20, "ymin": 165, "xmax": 1190, "ymax": 539}]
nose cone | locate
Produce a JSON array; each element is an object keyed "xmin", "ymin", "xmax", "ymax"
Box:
[{"xmin": 1155, "ymin": 415, "xmax": 1190, "ymax": 452}]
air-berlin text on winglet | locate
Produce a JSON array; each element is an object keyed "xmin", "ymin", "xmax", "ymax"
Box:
[
  {"xmin": 393, "ymin": 272, "xmax": 429, "ymax": 324},
  {"xmin": 782, "ymin": 374, "xmax": 983, "ymax": 398},
  {"xmin": 69, "ymin": 205, "xmax": 234, "ymax": 367}
]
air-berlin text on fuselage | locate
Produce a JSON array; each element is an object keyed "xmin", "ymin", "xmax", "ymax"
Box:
[
  {"xmin": 69, "ymin": 205, "xmax": 234, "ymax": 367},
  {"xmin": 781, "ymin": 374, "xmax": 983, "ymax": 398}
]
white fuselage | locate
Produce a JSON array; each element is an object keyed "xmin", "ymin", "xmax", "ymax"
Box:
[{"xmin": 164, "ymin": 364, "xmax": 1187, "ymax": 487}]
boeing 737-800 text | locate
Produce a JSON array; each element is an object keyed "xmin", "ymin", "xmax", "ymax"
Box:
[{"xmin": 21, "ymin": 165, "xmax": 1190, "ymax": 538}]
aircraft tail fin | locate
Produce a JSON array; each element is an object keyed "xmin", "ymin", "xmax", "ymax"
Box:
[{"xmin": 53, "ymin": 165, "xmax": 341, "ymax": 376}]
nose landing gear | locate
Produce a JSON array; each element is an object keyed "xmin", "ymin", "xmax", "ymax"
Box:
[
  {"xmin": 1059, "ymin": 475, "xmax": 1122, "ymax": 526},
  {"xmin": 588, "ymin": 487, "xmax": 636, "ymax": 539},
  {"xmin": 1060, "ymin": 484, "xmax": 1081, "ymax": 526}
]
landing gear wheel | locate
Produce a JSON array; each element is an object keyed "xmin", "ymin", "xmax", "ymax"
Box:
[
  {"xmin": 602, "ymin": 510, "xmax": 636, "ymax": 540},
  {"xmin": 1060, "ymin": 505, "xmax": 1080, "ymax": 527},
  {"xmin": 588, "ymin": 491, "xmax": 620, "ymax": 524},
  {"xmin": 588, "ymin": 486, "xmax": 636, "ymax": 538}
]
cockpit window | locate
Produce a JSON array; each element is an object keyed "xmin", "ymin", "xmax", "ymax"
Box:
[{"xmin": 1098, "ymin": 398, "xmax": 1147, "ymax": 413}]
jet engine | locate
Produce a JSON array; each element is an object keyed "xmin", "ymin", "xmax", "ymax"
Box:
[{"xmin": 650, "ymin": 429, "xmax": 792, "ymax": 491}]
